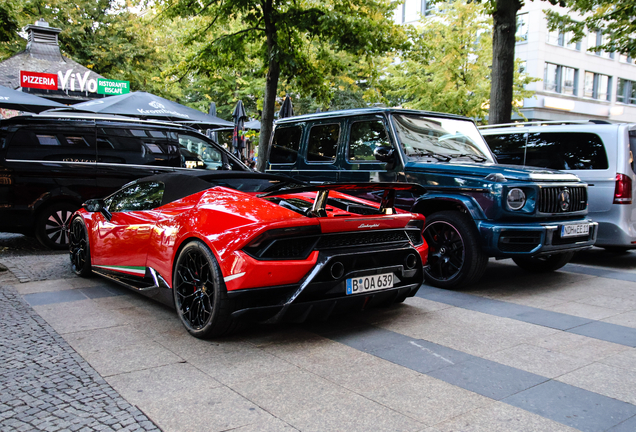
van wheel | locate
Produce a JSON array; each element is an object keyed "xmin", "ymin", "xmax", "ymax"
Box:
[
  {"xmin": 512, "ymin": 252, "xmax": 574, "ymax": 273},
  {"xmin": 35, "ymin": 203, "xmax": 79, "ymax": 250},
  {"xmin": 422, "ymin": 211, "xmax": 488, "ymax": 289}
]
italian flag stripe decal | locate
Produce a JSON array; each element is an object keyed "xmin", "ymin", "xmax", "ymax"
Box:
[{"xmin": 94, "ymin": 265, "xmax": 146, "ymax": 276}]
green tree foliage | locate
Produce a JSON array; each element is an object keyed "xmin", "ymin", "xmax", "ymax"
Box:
[
  {"xmin": 384, "ymin": 1, "xmax": 535, "ymax": 121},
  {"xmin": 157, "ymin": 0, "xmax": 408, "ymax": 170},
  {"xmin": 0, "ymin": 1, "xmax": 20, "ymax": 45},
  {"xmin": 545, "ymin": 1, "xmax": 636, "ymax": 58},
  {"xmin": 0, "ymin": 1, "xmax": 205, "ymax": 111}
]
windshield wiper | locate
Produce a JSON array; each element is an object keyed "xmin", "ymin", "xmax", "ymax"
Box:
[
  {"xmin": 451, "ymin": 153, "xmax": 487, "ymax": 162},
  {"xmin": 410, "ymin": 149, "xmax": 451, "ymax": 162}
]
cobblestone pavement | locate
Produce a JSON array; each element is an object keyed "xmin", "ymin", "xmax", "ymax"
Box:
[
  {"xmin": 0, "ymin": 235, "xmax": 161, "ymax": 432},
  {"xmin": 0, "ymin": 234, "xmax": 73, "ymax": 283}
]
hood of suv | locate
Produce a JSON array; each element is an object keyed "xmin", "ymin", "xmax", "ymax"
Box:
[{"xmin": 404, "ymin": 161, "xmax": 581, "ymax": 182}]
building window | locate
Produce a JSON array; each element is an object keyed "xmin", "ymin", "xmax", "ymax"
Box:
[
  {"xmin": 588, "ymin": 30, "xmax": 614, "ymax": 59},
  {"xmin": 547, "ymin": 28, "xmax": 580, "ymax": 50},
  {"xmin": 516, "ymin": 13, "xmax": 528, "ymax": 42},
  {"xmin": 619, "ymin": 54, "xmax": 635, "ymax": 65},
  {"xmin": 584, "ymin": 72, "xmax": 612, "ymax": 101},
  {"xmin": 544, "ymin": 63, "xmax": 579, "ymax": 95},
  {"xmin": 617, "ymin": 79, "xmax": 636, "ymax": 105}
]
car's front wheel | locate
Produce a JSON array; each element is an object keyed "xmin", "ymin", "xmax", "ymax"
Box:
[
  {"xmin": 512, "ymin": 252, "xmax": 574, "ymax": 273},
  {"xmin": 69, "ymin": 217, "xmax": 92, "ymax": 277},
  {"xmin": 173, "ymin": 240, "xmax": 238, "ymax": 338},
  {"xmin": 423, "ymin": 211, "xmax": 488, "ymax": 289}
]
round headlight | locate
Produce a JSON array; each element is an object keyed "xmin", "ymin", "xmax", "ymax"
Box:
[{"xmin": 507, "ymin": 188, "xmax": 526, "ymax": 210}]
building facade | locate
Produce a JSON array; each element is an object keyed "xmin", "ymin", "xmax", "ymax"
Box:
[{"xmin": 394, "ymin": 1, "xmax": 636, "ymax": 123}]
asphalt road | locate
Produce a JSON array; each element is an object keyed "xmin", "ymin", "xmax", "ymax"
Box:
[{"xmin": 2, "ymin": 234, "xmax": 636, "ymax": 432}]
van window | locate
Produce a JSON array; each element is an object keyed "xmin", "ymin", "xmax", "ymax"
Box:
[
  {"xmin": 307, "ymin": 124, "xmax": 339, "ymax": 163},
  {"xmin": 179, "ymin": 134, "xmax": 223, "ymax": 170},
  {"xmin": 97, "ymin": 128, "xmax": 180, "ymax": 166},
  {"xmin": 348, "ymin": 120, "xmax": 391, "ymax": 161},
  {"xmin": 7, "ymin": 128, "xmax": 96, "ymax": 162},
  {"xmin": 270, "ymin": 126, "xmax": 302, "ymax": 164},
  {"xmin": 526, "ymin": 132, "xmax": 608, "ymax": 170},
  {"xmin": 483, "ymin": 133, "xmax": 527, "ymax": 166}
]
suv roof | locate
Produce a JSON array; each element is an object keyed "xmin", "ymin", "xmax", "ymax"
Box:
[{"xmin": 274, "ymin": 107, "xmax": 471, "ymax": 125}]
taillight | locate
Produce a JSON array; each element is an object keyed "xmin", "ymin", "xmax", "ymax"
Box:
[{"xmin": 614, "ymin": 173, "xmax": 633, "ymax": 204}]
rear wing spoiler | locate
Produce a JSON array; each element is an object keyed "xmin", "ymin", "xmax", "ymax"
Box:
[{"xmin": 257, "ymin": 182, "xmax": 427, "ymax": 217}]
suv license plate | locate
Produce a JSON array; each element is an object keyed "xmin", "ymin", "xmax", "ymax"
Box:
[
  {"xmin": 346, "ymin": 273, "xmax": 393, "ymax": 295},
  {"xmin": 561, "ymin": 223, "xmax": 590, "ymax": 238}
]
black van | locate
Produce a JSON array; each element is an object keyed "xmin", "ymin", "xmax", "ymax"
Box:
[{"xmin": 0, "ymin": 113, "xmax": 247, "ymax": 249}]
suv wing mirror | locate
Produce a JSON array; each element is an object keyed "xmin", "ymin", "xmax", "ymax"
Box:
[
  {"xmin": 83, "ymin": 199, "xmax": 112, "ymax": 221},
  {"xmin": 374, "ymin": 146, "xmax": 395, "ymax": 163}
]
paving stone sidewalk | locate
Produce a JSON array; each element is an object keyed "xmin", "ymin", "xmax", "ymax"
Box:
[{"xmin": 0, "ymin": 280, "xmax": 162, "ymax": 431}]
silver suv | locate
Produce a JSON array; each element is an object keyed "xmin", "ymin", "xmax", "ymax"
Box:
[{"xmin": 481, "ymin": 121, "xmax": 636, "ymax": 252}]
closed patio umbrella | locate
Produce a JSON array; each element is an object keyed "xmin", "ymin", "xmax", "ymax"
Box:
[
  {"xmin": 278, "ymin": 96, "xmax": 294, "ymax": 119},
  {"xmin": 232, "ymin": 101, "xmax": 248, "ymax": 158}
]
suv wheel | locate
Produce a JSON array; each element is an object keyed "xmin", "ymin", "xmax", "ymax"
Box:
[
  {"xmin": 512, "ymin": 252, "xmax": 574, "ymax": 273},
  {"xmin": 35, "ymin": 203, "xmax": 79, "ymax": 250},
  {"xmin": 422, "ymin": 211, "xmax": 488, "ymax": 289}
]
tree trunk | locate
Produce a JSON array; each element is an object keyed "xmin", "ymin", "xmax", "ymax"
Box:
[
  {"xmin": 256, "ymin": 0, "xmax": 279, "ymax": 172},
  {"xmin": 489, "ymin": 0, "xmax": 521, "ymax": 125},
  {"xmin": 256, "ymin": 58, "xmax": 280, "ymax": 172}
]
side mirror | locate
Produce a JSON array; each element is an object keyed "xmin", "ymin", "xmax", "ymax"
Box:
[
  {"xmin": 82, "ymin": 199, "xmax": 112, "ymax": 221},
  {"xmin": 374, "ymin": 146, "xmax": 395, "ymax": 163}
]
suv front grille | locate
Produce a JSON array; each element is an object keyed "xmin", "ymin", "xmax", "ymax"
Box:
[{"xmin": 538, "ymin": 186, "xmax": 587, "ymax": 214}]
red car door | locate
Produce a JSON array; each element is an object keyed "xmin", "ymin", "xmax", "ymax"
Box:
[{"xmin": 90, "ymin": 181, "xmax": 165, "ymax": 277}]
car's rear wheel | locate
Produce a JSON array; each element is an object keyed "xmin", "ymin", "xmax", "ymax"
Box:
[
  {"xmin": 173, "ymin": 240, "xmax": 238, "ymax": 338},
  {"xmin": 69, "ymin": 217, "xmax": 93, "ymax": 277},
  {"xmin": 512, "ymin": 252, "xmax": 574, "ymax": 273},
  {"xmin": 35, "ymin": 202, "xmax": 79, "ymax": 250},
  {"xmin": 422, "ymin": 211, "xmax": 488, "ymax": 289}
]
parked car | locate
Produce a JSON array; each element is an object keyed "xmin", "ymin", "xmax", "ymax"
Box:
[
  {"xmin": 265, "ymin": 108, "xmax": 598, "ymax": 288},
  {"xmin": 0, "ymin": 112, "xmax": 247, "ymax": 249},
  {"xmin": 69, "ymin": 171, "xmax": 428, "ymax": 338},
  {"xmin": 481, "ymin": 121, "xmax": 636, "ymax": 252}
]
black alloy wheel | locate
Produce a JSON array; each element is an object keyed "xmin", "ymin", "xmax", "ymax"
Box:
[
  {"xmin": 422, "ymin": 211, "xmax": 488, "ymax": 289},
  {"xmin": 69, "ymin": 217, "xmax": 92, "ymax": 277},
  {"xmin": 35, "ymin": 203, "xmax": 79, "ymax": 249},
  {"xmin": 173, "ymin": 241, "xmax": 237, "ymax": 338}
]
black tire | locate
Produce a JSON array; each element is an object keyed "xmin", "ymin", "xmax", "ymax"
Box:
[
  {"xmin": 69, "ymin": 217, "xmax": 93, "ymax": 277},
  {"xmin": 173, "ymin": 240, "xmax": 238, "ymax": 338},
  {"xmin": 35, "ymin": 202, "xmax": 79, "ymax": 250},
  {"xmin": 422, "ymin": 211, "xmax": 488, "ymax": 289},
  {"xmin": 512, "ymin": 252, "xmax": 574, "ymax": 273}
]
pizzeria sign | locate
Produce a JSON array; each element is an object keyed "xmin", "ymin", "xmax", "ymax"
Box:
[{"xmin": 20, "ymin": 70, "xmax": 129, "ymax": 95}]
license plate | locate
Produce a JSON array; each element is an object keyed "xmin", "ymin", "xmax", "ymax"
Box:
[
  {"xmin": 346, "ymin": 273, "xmax": 393, "ymax": 295},
  {"xmin": 561, "ymin": 223, "xmax": 590, "ymax": 238}
]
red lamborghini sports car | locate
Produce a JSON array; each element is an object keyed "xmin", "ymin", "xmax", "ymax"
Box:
[{"xmin": 69, "ymin": 171, "xmax": 428, "ymax": 338}]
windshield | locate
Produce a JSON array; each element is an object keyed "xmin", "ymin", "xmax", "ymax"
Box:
[{"xmin": 391, "ymin": 114, "xmax": 495, "ymax": 163}]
